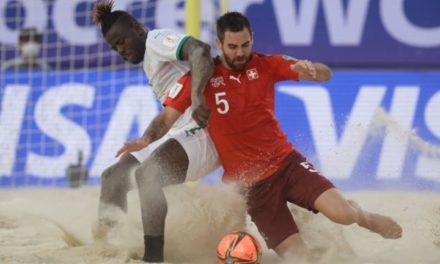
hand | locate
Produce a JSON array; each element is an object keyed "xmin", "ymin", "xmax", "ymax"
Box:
[
  {"xmin": 115, "ymin": 138, "xmax": 149, "ymax": 158},
  {"xmin": 290, "ymin": 60, "xmax": 317, "ymax": 79},
  {"xmin": 191, "ymin": 96, "xmax": 212, "ymax": 128}
]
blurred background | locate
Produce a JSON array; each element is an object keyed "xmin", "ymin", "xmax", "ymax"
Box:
[{"xmin": 0, "ymin": 0, "xmax": 439, "ymax": 190}]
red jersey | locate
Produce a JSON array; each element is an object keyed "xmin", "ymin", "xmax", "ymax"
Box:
[{"xmin": 165, "ymin": 53, "xmax": 301, "ymax": 185}]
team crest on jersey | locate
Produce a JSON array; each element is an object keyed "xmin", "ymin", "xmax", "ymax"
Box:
[
  {"xmin": 162, "ymin": 34, "xmax": 180, "ymax": 48},
  {"xmin": 210, "ymin": 76, "xmax": 225, "ymax": 88},
  {"xmin": 168, "ymin": 83, "xmax": 183, "ymax": 98},
  {"xmin": 246, "ymin": 68, "xmax": 259, "ymax": 80}
]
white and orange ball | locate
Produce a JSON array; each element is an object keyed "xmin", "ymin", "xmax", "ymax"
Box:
[{"xmin": 217, "ymin": 231, "xmax": 262, "ymax": 264}]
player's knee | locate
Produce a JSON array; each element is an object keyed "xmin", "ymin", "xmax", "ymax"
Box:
[
  {"xmin": 134, "ymin": 159, "xmax": 161, "ymax": 187},
  {"xmin": 101, "ymin": 165, "xmax": 128, "ymax": 194},
  {"xmin": 101, "ymin": 166, "xmax": 118, "ymax": 186},
  {"xmin": 134, "ymin": 165, "xmax": 144, "ymax": 185}
]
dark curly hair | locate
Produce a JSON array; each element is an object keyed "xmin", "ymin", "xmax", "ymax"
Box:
[{"xmin": 93, "ymin": 0, "xmax": 139, "ymax": 36}]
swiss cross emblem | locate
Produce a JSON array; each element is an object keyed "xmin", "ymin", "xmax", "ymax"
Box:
[
  {"xmin": 246, "ymin": 68, "xmax": 259, "ymax": 80},
  {"xmin": 210, "ymin": 76, "xmax": 225, "ymax": 88}
]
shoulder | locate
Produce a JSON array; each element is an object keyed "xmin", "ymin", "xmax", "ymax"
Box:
[
  {"xmin": 249, "ymin": 52, "xmax": 281, "ymax": 65},
  {"xmin": 147, "ymin": 29, "xmax": 188, "ymax": 46},
  {"xmin": 246, "ymin": 53, "xmax": 281, "ymax": 71},
  {"xmin": 256, "ymin": 54, "xmax": 299, "ymax": 70},
  {"xmin": 255, "ymin": 53, "xmax": 297, "ymax": 62}
]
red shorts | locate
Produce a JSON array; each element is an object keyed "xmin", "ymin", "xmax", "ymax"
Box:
[{"xmin": 244, "ymin": 151, "xmax": 335, "ymax": 249}]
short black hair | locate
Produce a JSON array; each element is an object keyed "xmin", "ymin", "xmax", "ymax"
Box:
[
  {"xmin": 93, "ymin": 0, "xmax": 139, "ymax": 36},
  {"xmin": 216, "ymin": 11, "xmax": 252, "ymax": 42}
]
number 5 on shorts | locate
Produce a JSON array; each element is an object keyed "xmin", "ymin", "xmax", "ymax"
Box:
[{"xmin": 300, "ymin": 161, "xmax": 319, "ymax": 173}]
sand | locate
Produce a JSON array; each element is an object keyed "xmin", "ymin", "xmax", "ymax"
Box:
[{"xmin": 0, "ymin": 184, "xmax": 439, "ymax": 264}]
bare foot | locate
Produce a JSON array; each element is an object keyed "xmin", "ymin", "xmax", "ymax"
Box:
[
  {"xmin": 348, "ymin": 200, "xmax": 403, "ymax": 239},
  {"xmin": 364, "ymin": 212, "xmax": 402, "ymax": 239}
]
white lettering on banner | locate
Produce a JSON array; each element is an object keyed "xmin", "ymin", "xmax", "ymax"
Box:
[
  {"xmin": 322, "ymin": 0, "xmax": 369, "ymax": 45},
  {"xmin": 53, "ymin": 0, "xmax": 97, "ymax": 45},
  {"xmin": 416, "ymin": 91, "xmax": 440, "ymax": 180},
  {"xmin": 0, "ymin": 0, "xmax": 46, "ymax": 45},
  {"xmin": 26, "ymin": 84, "xmax": 94, "ymax": 178},
  {"xmin": 416, "ymin": 158, "xmax": 440, "ymax": 181},
  {"xmin": 0, "ymin": 85, "xmax": 29, "ymax": 176},
  {"xmin": 1, "ymin": 80, "xmax": 438, "ymax": 182},
  {"xmin": 425, "ymin": 91, "xmax": 440, "ymax": 139},
  {"xmin": 272, "ymin": 0, "xmax": 319, "ymax": 45},
  {"xmin": 155, "ymin": 0, "xmax": 184, "ymax": 30},
  {"xmin": 90, "ymin": 85, "xmax": 158, "ymax": 176},
  {"xmin": 278, "ymin": 86, "xmax": 386, "ymax": 179},
  {"xmin": 381, "ymin": 0, "xmax": 440, "ymax": 48},
  {"xmin": 155, "ymin": 0, "xmax": 220, "ymax": 42},
  {"xmin": 273, "ymin": 0, "xmax": 370, "ymax": 45},
  {"xmin": 266, "ymin": 0, "xmax": 440, "ymax": 47},
  {"xmin": 52, "ymin": 0, "xmax": 142, "ymax": 45},
  {"xmin": 1, "ymin": 0, "xmax": 439, "ymax": 48},
  {"xmin": 112, "ymin": 0, "xmax": 140, "ymax": 10},
  {"xmin": 377, "ymin": 87, "xmax": 419, "ymax": 179},
  {"xmin": 231, "ymin": 0, "xmax": 264, "ymax": 15}
]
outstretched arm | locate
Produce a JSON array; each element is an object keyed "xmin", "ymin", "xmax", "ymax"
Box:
[
  {"xmin": 291, "ymin": 60, "xmax": 332, "ymax": 82},
  {"xmin": 115, "ymin": 107, "xmax": 183, "ymax": 158},
  {"xmin": 180, "ymin": 37, "xmax": 214, "ymax": 128}
]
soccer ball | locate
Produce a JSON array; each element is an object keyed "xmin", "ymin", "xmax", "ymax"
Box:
[{"xmin": 217, "ymin": 231, "xmax": 262, "ymax": 264}]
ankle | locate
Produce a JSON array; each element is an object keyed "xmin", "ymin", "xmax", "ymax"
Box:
[{"xmin": 143, "ymin": 235, "xmax": 164, "ymax": 262}]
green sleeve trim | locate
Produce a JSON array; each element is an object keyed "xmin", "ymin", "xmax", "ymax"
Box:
[{"xmin": 176, "ymin": 35, "xmax": 190, "ymax": 60}]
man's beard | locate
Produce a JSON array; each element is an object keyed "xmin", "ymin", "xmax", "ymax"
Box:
[{"xmin": 224, "ymin": 54, "xmax": 250, "ymax": 71}]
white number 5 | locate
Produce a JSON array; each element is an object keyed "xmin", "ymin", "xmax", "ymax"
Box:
[
  {"xmin": 300, "ymin": 161, "xmax": 319, "ymax": 173},
  {"xmin": 215, "ymin": 92, "xmax": 229, "ymax": 114}
]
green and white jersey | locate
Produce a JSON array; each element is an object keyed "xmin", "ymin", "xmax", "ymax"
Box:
[{"xmin": 143, "ymin": 29, "xmax": 190, "ymax": 103}]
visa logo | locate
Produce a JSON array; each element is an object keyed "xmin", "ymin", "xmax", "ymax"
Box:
[
  {"xmin": 0, "ymin": 82, "xmax": 158, "ymax": 179},
  {"xmin": 278, "ymin": 82, "xmax": 440, "ymax": 182}
]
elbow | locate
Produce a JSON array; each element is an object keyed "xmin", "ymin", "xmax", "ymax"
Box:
[
  {"xmin": 200, "ymin": 43, "xmax": 214, "ymax": 74},
  {"xmin": 192, "ymin": 43, "xmax": 214, "ymax": 74},
  {"xmin": 200, "ymin": 41, "xmax": 212, "ymax": 58},
  {"xmin": 206, "ymin": 58, "xmax": 214, "ymax": 76}
]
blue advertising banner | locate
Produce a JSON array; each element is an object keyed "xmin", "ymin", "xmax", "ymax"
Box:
[
  {"xmin": 1, "ymin": 0, "xmax": 439, "ymax": 68},
  {"xmin": 276, "ymin": 71, "xmax": 440, "ymax": 191},
  {"xmin": 247, "ymin": 0, "xmax": 440, "ymax": 67},
  {"xmin": 1, "ymin": 70, "xmax": 439, "ymax": 190},
  {"xmin": 0, "ymin": 70, "xmax": 156, "ymax": 186}
]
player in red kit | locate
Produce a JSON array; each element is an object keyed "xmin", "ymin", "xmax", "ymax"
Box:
[
  {"xmin": 170, "ymin": 55, "xmax": 301, "ymax": 185},
  {"xmin": 129, "ymin": 12, "xmax": 403, "ymax": 261}
]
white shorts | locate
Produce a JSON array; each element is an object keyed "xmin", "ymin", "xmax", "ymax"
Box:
[{"xmin": 131, "ymin": 110, "xmax": 221, "ymax": 182}]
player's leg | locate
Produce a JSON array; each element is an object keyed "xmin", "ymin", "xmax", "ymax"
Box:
[
  {"xmin": 135, "ymin": 122, "xmax": 221, "ymax": 262},
  {"xmin": 245, "ymin": 159, "xmax": 309, "ymax": 261},
  {"xmin": 98, "ymin": 153, "xmax": 139, "ymax": 222},
  {"xmin": 286, "ymin": 156, "xmax": 402, "ymax": 239},
  {"xmin": 273, "ymin": 233, "xmax": 308, "ymax": 259},
  {"xmin": 97, "ymin": 134, "xmax": 170, "ymax": 224},
  {"xmin": 94, "ymin": 153, "xmax": 140, "ymax": 239},
  {"xmin": 314, "ymin": 188, "xmax": 403, "ymax": 239},
  {"xmin": 135, "ymin": 138, "xmax": 188, "ymax": 262}
]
